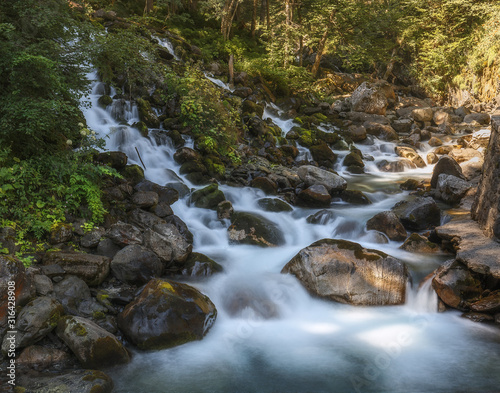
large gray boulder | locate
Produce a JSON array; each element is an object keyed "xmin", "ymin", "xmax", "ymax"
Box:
[
  {"xmin": 434, "ymin": 174, "xmax": 471, "ymax": 205},
  {"xmin": 392, "ymin": 197, "xmax": 441, "ymax": 231},
  {"xmin": 228, "ymin": 212, "xmax": 285, "ymax": 247},
  {"xmin": 117, "ymin": 279, "xmax": 217, "ymax": 350},
  {"xmin": 281, "ymin": 239, "xmax": 408, "ymax": 305},
  {"xmin": 430, "ymin": 155, "xmax": 465, "ymax": 188},
  {"xmin": 111, "ymin": 244, "xmax": 163, "ymax": 285},
  {"xmin": 296, "ymin": 165, "xmax": 347, "ymax": 194},
  {"xmin": 350, "ymin": 82, "xmax": 391, "ymax": 115},
  {"xmin": 106, "ymin": 221, "xmax": 143, "ymax": 247}
]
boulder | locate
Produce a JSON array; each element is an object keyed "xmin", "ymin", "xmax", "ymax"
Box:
[
  {"xmin": 190, "ymin": 184, "xmax": 226, "ymax": 210},
  {"xmin": 395, "ymin": 146, "xmax": 426, "ymax": 168},
  {"xmin": 434, "ymin": 174, "xmax": 471, "ymax": 205},
  {"xmin": 470, "ymin": 291, "xmax": 500, "ymax": 313},
  {"xmin": 111, "ymin": 245, "xmax": 163, "ymax": 285},
  {"xmin": 346, "ymin": 125, "xmax": 367, "ymax": 142},
  {"xmin": 363, "ymin": 122, "xmax": 398, "ymax": 141},
  {"xmin": 17, "ymin": 345, "xmax": 71, "ymax": 370},
  {"xmin": 428, "ymin": 137, "xmax": 442, "ymax": 147},
  {"xmin": 228, "ymin": 212, "xmax": 285, "ymax": 247},
  {"xmin": 1, "ymin": 297, "xmax": 63, "ymax": 354},
  {"xmin": 80, "ymin": 227, "xmax": 106, "ymax": 249},
  {"xmin": 117, "ymin": 279, "xmax": 217, "ymax": 350},
  {"xmin": 430, "ymin": 155, "xmax": 465, "ymax": 188},
  {"xmin": 53, "ymin": 275, "xmax": 91, "ymax": 315},
  {"xmin": 296, "ymin": 165, "xmax": 347, "ymax": 194},
  {"xmin": 153, "ymin": 223, "xmax": 193, "ymax": 263},
  {"xmin": 250, "ymin": 177, "xmax": 278, "ymax": 195},
  {"xmin": 411, "ymin": 108, "xmax": 434, "ymax": 122},
  {"xmin": 339, "ymin": 190, "xmax": 372, "ymax": 205},
  {"xmin": 17, "ymin": 369, "xmax": 114, "ymax": 393},
  {"xmin": 366, "ymin": 211, "xmax": 407, "ymax": 241},
  {"xmin": 131, "ymin": 191, "xmax": 159, "ymax": 209},
  {"xmin": 257, "ymin": 198, "xmax": 293, "ymax": 212},
  {"xmin": 106, "ymin": 221, "xmax": 143, "ymax": 247},
  {"xmin": 309, "ymin": 144, "xmax": 337, "ymax": 167},
  {"xmin": 391, "ymin": 118, "xmax": 413, "ymax": 134},
  {"xmin": 463, "ymin": 112, "xmax": 490, "ymax": 125},
  {"xmin": 128, "ymin": 208, "xmax": 165, "ymax": 230},
  {"xmin": 281, "ymin": 239, "xmax": 408, "ymax": 305},
  {"xmin": 343, "ymin": 152, "xmax": 364, "ymax": 168},
  {"xmin": 95, "ymin": 151, "xmax": 128, "ymax": 169},
  {"xmin": 306, "ymin": 210, "xmax": 337, "ymax": 225},
  {"xmin": 399, "ymin": 233, "xmax": 439, "ymax": 253},
  {"xmin": 135, "ymin": 179, "xmax": 179, "ymax": 205},
  {"xmin": 350, "ymin": 82, "xmax": 389, "ymax": 115},
  {"xmin": 49, "ymin": 223, "xmax": 73, "ymax": 244},
  {"xmin": 298, "ymin": 185, "xmax": 332, "ymax": 207},
  {"xmin": 56, "ymin": 316, "xmax": 130, "ymax": 368},
  {"xmin": 432, "ymin": 260, "xmax": 482, "ymax": 309},
  {"xmin": 42, "ymin": 252, "xmax": 110, "ymax": 286},
  {"xmin": 392, "ymin": 197, "xmax": 441, "ymax": 231},
  {"xmin": 181, "ymin": 252, "xmax": 223, "ymax": 277}
]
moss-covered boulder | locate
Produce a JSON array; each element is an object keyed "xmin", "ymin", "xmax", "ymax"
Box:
[
  {"xmin": 49, "ymin": 223, "xmax": 73, "ymax": 245},
  {"xmin": 136, "ymin": 97, "xmax": 160, "ymax": 128},
  {"xmin": 95, "ymin": 151, "xmax": 128, "ymax": 169},
  {"xmin": 56, "ymin": 316, "xmax": 130, "ymax": 368},
  {"xmin": 228, "ymin": 212, "xmax": 285, "ymax": 247},
  {"xmin": 309, "ymin": 143, "xmax": 336, "ymax": 167},
  {"xmin": 97, "ymin": 95, "xmax": 113, "ymax": 108},
  {"xmin": 281, "ymin": 238, "xmax": 408, "ymax": 305},
  {"xmin": 190, "ymin": 184, "xmax": 226, "ymax": 210},
  {"xmin": 117, "ymin": 279, "xmax": 217, "ymax": 350},
  {"xmin": 242, "ymin": 100, "xmax": 264, "ymax": 117},
  {"xmin": 120, "ymin": 164, "xmax": 145, "ymax": 186}
]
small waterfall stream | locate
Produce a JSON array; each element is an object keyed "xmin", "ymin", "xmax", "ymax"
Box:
[{"xmin": 81, "ymin": 72, "xmax": 500, "ymax": 393}]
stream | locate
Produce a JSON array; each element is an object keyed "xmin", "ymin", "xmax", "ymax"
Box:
[{"xmin": 82, "ymin": 70, "xmax": 500, "ymax": 393}]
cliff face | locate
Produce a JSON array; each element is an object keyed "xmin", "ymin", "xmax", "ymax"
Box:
[{"xmin": 472, "ymin": 111, "xmax": 500, "ymax": 241}]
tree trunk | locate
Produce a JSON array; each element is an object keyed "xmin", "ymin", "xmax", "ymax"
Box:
[
  {"xmin": 221, "ymin": 0, "xmax": 239, "ymax": 40},
  {"xmin": 298, "ymin": 6, "xmax": 303, "ymax": 67},
  {"xmin": 284, "ymin": 0, "xmax": 291, "ymax": 67},
  {"xmin": 251, "ymin": 0, "xmax": 258, "ymax": 38},
  {"xmin": 260, "ymin": 0, "xmax": 266, "ymax": 25},
  {"xmin": 311, "ymin": 10, "xmax": 336, "ymax": 77},
  {"xmin": 266, "ymin": 0, "xmax": 270, "ymax": 30},
  {"xmin": 144, "ymin": 0, "xmax": 153, "ymax": 14},
  {"xmin": 229, "ymin": 54, "xmax": 235, "ymax": 87}
]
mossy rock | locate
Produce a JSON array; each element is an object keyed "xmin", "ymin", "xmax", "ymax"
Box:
[
  {"xmin": 97, "ymin": 95, "xmax": 113, "ymax": 108},
  {"xmin": 340, "ymin": 190, "xmax": 372, "ymax": 205},
  {"xmin": 179, "ymin": 160, "xmax": 207, "ymax": 175},
  {"xmin": 136, "ymin": 97, "xmax": 160, "ymax": 128},
  {"xmin": 309, "ymin": 143, "xmax": 337, "ymax": 166},
  {"xmin": 181, "ymin": 252, "xmax": 223, "ymax": 277},
  {"xmin": 190, "ymin": 184, "xmax": 226, "ymax": 210},
  {"xmin": 120, "ymin": 165, "xmax": 144, "ymax": 186},
  {"xmin": 257, "ymin": 198, "xmax": 293, "ymax": 212},
  {"xmin": 228, "ymin": 211, "xmax": 285, "ymax": 247},
  {"xmin": 203, "ymin": 155, "xmax": 226, "ymax": 179},
  {"xmin": 242, "ymin": 100, "xmax": 264, "ymax": 117},
  {"xmin": 316, "ymin": 129, "xmax": 341, "ymax": 145},
  {"xmin": 133, "ymin": 121, "xmax": 149, "ymax": 137},
  {"xmin": 343, "ymin": 152, "xmax": 364, "ymax": 168}
]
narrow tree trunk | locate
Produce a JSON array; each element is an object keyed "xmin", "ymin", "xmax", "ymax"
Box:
[
  {"xmin": 311, "ymin": 10, "xmax": 336, "ymax": 77},
  {"xmin": 229, "ymin": 54, "xmax": 235, "ymax": 87},
  {"xmin": 260, "ymin": 0, "xmax": 266, "ymax": 25},
  {"xmin": 284, "ymin": 0, "xmax": 291, "ymax": 67},
  {"xmin": 251, "ymin": 0, "xmax": 258, "ymax": 38},
  {"xmin": 298, "ymin": 6, "xmax": 303, "ymax": 67},
  {"xmin": 221, "ymin": 0, "xmax": 239, "ymax": 40},
  {"xmin": 144, "ymin": 0, "xmax": 153, "ymax": 14}
]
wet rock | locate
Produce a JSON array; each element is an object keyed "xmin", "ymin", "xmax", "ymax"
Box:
[
  {"xmin": 131, "ymin": 191, "xmax": 159, "ymax": 209},
  {"xmin": 143, "ymin": 229, "xmax": 173, "ymax": 264},
  {"xmin": 96, "ymin": 238, "xmax": 121, "ymax": 259},
  {"xmin": 449, "ymin": 148, "xmax": 483, "ymax": 163},
  {"xmin": 154, "ymin": 223, "xmax": 193, "ymax": 263},
  {"xmin": 1, "ymin": 297, "xmax": 64, "ymax": 354},
  {"xmin": 350, "ymin": 82, "xmax": 390, "ymax": 115},
  {"xmin": 120, "ymin": 164, "xmax": 145, "ymax": 186},
  {"xmin": 164, "ymin": 215, "xmax": 194, "ymax": 245},
  {"xmin": 49, "ymin": 223, "xmax": 73, "ymax": 245},
  {"xmin": 363, "ymin": 122, "xmax": 398, "ymax": 141},
  {"xmin": 428, "ymin": 137, "xmax": 442, "ymax": 146},
  {"xmin": 135, "ymin": 179, "xmax": 179, "ymax": 205},
  {"xmin": 298, "ymin": 185, "xmax": 332, "ymax": 207},
  {"xmin": 400, "ymin": 178, "xmax": 422, "ymax": 191},
  {"xmin": 463, "ymin": 112, "xmax": 490, "ymax": 125},
  {"xmin": 296, "ymin": 165, "xmax": 347, "ymax": 194},
  {"xmin": 434, "ymin": 174, "xmax": 471, "ymax": 205},
  {"xmin": 137, "ymin": 97, "xmax": 159, "ymax": 128},
  {"xmin": 153, "ymin": 201, "xmax": 174, "ymax": 218},
  {"xmin": 432, "ymin": 260, "xmax": 482, "ymax": 309},
  {"xmin": 462, "ymin": 312, "xmax": 494, "ymax": 323},
  {"xmin": 106, "ymin": 221, "xmax": 143, "ymax": 247},
  {"xmin": 346, "ymin": 125, "xmax": 367, "ymax": 142},
  {"xmin": 411, "ymin": 107, "xmax": 433, "ymax": 122},
  {"xmin": 181, "ymin": 252, "xmax": 223, "ymax": 277},
  {"xmin": 117, "ymin": 279, "xmax": 217, "ymax": 350},
  {"xmin": 430, "ymin": 156, "xmax": 466, "ymax": 188},
  {"xmin": 43, "ymin": 252, "xmax": 110, "ymax": 287},
  {"xmin": 400, "ymin": 233, "xmax": 439, "ymax": 253},
  {"xmin": 339, "ymin": 189, "xmax": 372, "ymax": 205},
  {"xmin": 257, "ymin": 198, "xmax": 293, "ymax": 212},
  {"xmin": 470, "ymin": 291, "xmax": 500, "ymax": 313},
  {"xmin": 395, "ymin": 146, "xmax": 426, "ymax": 168},
  {"xmin": 190, "ymin": 183, "xmax": 226, "ymax": 210},
  {"xmin": 17, "ymin": 369, "xmax": 114, "ymax": 393},
  {"xmin": 391, "ymin": 118, "xmax": 413, "ymax": 134},
  {"xmin": 282, "ymin": 238, "xmax": 408, "ymax": 305},
  {"xmin": 343, "ymin": 152, "xmax": 364, "ymax": 168},
  {"xmin": 111, "ymin": 245, "xmax": 163, "ymax": 285},
  {"xmin": 128, "ymin": 208, "xmax": 165, "ymax": 230},
  {"xmin": 366, "ymin": 211, "xmax": 407, "ymax": 241},
  {"xmin": 242, "ymin": 100, "xmax": 264, "ymax": 117},
  {"xmin": 309, "ymin": 143, "xmax": 337, "ymax": 167},
  {"xmin": 95, "ymin": 151, "xmax": 127, "ymax": 169},
  {"xmin": 56, "ymin": 316, "xmax": 130, "ymax": 368},
  {"xmin": 377, "ymin": 159, "xmax": 416, "ymax": 172},
  {"xmin": 427, "ymin": 152, "xmax": 439, "ymax": 164},
  {"xmin": 306, "ymin": 210, "xmax": 337, "ymax": 225},
  {"xmin": 80, "ymin": 227, "xmax": 106, "ymax": 249},
  {"xmin": 17, "ymin": 345, "xmax": 71, "ymax": 370},
  {"xmin": 251, "ymin": 177, "xmax": 278, "ymax": 195},
  {"xmin": 392, "ymin": 197, "xmax": 441, "ymax": 231},
  {"xmin": 34, "ymin": 274, "xmax": 53, "ymax": 296},
  {"xmin": 228, "ymin": 211, "xmax": 285, "ymax": 247},
  {"xmin": 217, "ymin": 200, "xmax": 234, "ymax": 219},
  {"xmin": 53, "ymin": 275, "xmax": 91, "ymax": 315}
]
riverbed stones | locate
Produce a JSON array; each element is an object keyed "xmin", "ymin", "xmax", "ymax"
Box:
[
  {"xmin": 281, "ymin": 239, "xmax": 408, "ymax": 305},
  {"xmin": 463, "ymin": 112, "xmax": 490, "ymax": 125},
  {"xmin": 366, "ymin": 211, "xmax": 407, "ymax": 241},
  {"xmin": 190, "ymin": 183, "xmax": 226, "ymax": 210},
  {"xmin": 111, "ymin": 244, "xmax": 163, "ymax": 285},
  {"xmin": 392, "ymin": 197, "xmax": 441, "ymax": 231},
  {"xmin": 106, "ymin": 221, "xmax": 143, "ymax": 247},
  {"xmin": 298, "ymin": 185, "xmax": 332, "ymax": 207},
  {"xmin": 395, "ymin": 146, "xmax": 426, "ymax": 168},
  {"xmin": 117, "ymin": 279, "xmax": 217, "ymax": 350},
  {"xmin": 42, "ymin": 252, "xmax": 110, "ymax": 287},
  {"xmin": 434, "ymin": 174, "xmax": 471, "ymax": 205},
  {"xmin": 411, "ymin": 107, "xmax": 433, "ymax": 122},
  {"xmin": 17, "ymin": 345, "xmax": 71, "ymax": 370},
  {"xmin": 296, "ymin": 165, "xmax": 347, "ymax": 193},
  {"xmin": 1, "ymin": 296, "xmax": 64, "ymax": 354},
  {"xmin": 430, "ymin": 156, "xmax": 465, "ymax": 188},
  {"xmin": 363, "ymin": 122, "xmax": 398, "ymax": 141},
  {"xmin": 56, "ymin": 316, "xmax": 130, "ymax": 368},
  {"xmin": 228, "ymin": 211, "xmax": 285, "ymax": 247}
]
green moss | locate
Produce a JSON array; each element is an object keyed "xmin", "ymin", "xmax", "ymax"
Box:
[{"xmin": 97, "ymin": 95, "xmax": 113, "ymax": 107}]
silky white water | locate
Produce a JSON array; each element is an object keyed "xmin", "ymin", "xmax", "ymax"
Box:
[{"xmin": 81, "ymin": 75, "xmax": 500, "ymax": 393}]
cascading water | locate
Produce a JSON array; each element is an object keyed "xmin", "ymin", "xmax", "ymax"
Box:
[{"xmin": 81, "ymin": 74, "xmax": 500, "ymax": 393}]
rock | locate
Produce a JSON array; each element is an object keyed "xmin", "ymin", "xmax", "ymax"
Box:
[
  {"xmin": 106, "ymin": 221, "xmax": 143, "ymax": 247},
  {"xmin": 432, "ymin": 260, "xmax": 482, "ymax": 309},
  {"xmin": 296, "ymin": 165, "xmax": 347, "ymax": 194},
  {"xmin": 95, "ymin": 151, "xmax": 127, "ymax": 169},
  {"xmin": 281, "ymin": 239, "xmax": 408, "ymax": 305},
  {"xmin": 56, "ymin": 316, "xmax": 129, "ymax": 368},
  {"xmin": 298, "ymin": 185, "xmax": 332, "ymax": 207},
  {"xmin": 135, "ymin": 179, "xmax": 179, "ymax": 205},
  {"xmin": 463, "ymin": 112, "xmax": 490, "ymax": 125},
  {"xmin": 117, "ymin": 279, "xmax": 217, "ymax": 350},
  {"xmin": 428, "ymin": 137, "xmax": 442, "ymax": 146},
  {"xmin": 449, "ymin": 148, "xmax": 483, "ymax": 163},
  {"xmin": 96, "ymin": 238, "xmax": 121, "ymax": 259},
  {"xmin": 343, "ymin": 152, "xmax": 364, "ymax": 168},
  {"xmin": 346, "ymin": 125, "xmax": 367, "ymax": 142},
  {"xmin": 470, "ymin": 291, "xmax": 500, "ymax": 313},
  {"xmin": 0, "ymin": 227, "xmax": 17, "ymax": 254},
  {"xmin": 181, "ymin": 253, "xmax": 223, "ymax": 277},
  {"xmin": 131, "ymin": 191, "xmax": 159, "ymax": 209},
  {"xmin": 350, "ymin": 82, "xmax": 389, "ymax": 115},
  {"xmin": 250, "ymin": 177, "xmax": 278, "ymax": 195},
  {"xmin": 17, "ymin": 345, "xmax": 71, "ymax": 370},
  {"xmin": 153, "ymin": 201, "xmax": 174, "ymax": 218},
  {"xmin": 306, "ymin": 210, "xmax": 337, "ymax": 225},
  {"xmin": 190, "ymin": 184, "xmax": 226, "ymax": 210},
  {"xmin": 49, "ymin": 223, "xmax": 73, "ymax": 245},
  {"xmin": 427, "ymin": 152, "xmax": 439, "ymax": 164},
  {"xmin": 309, "ymin": 143, "xmax": 337, "ymax": 167},
  {"xmin": 33, "ymin": 274, "xmax": 53, "ymax": 296},
  {"xmin": 400, "ymin": 233, "xmax": 439, "ymax": 253},
  {"xmin": 366, "ymin": 211, "xmax": 407, "ymax": 241},
  {"xmin": 395, "ymin": 146, "xmax": 426, "ymax": 168},
  {"xmin": 217, "ymin": 200, "xmax": 234, "ymax": 219},
  {"xmin": 377, "ymin": 159, "xmax": 416, "ymax": 172},
  {"xmin": 53, "ymin": 275, "xmax": 91, "ymax": 315},
  {"xmin": 17, "ymin": 369, "xmax": 114, "ymax": 393},
  {"xmin": 80, "ymin": 227, "xmax": 106, "ymax": 249},
  {"xmin": 242, "ymin": 100, "xmax": 264, "ymax": 117},
  {"xmin": 120, "ymin": 164, "xmax": 145, "ymax": 186},
  {"xmin": 340, "ymin": 190, "xmax": 372, "ymax": 205},
  {"xmin": 435, "ymin": 174, "xmax": 471, "ymax": 205},
  {"xmin": 228, "ymin": 211, "xmax": 285, "ymax": 247},
  {"xmin": 462, "ymin": 129, "xmax": 491, "ymax": 150},
  {"xmin": 430, "ymin": 155, "xmax": 465, "ymax": 188},
  {"xmin": 411, "ymin": 107, "xmax": 434, "ymax": 122},
  {"xmin": 111, "ymin": 245, "xmax": 163, "ymax": 285},
  {"xmin": 153, "ymin": 223, "xmax": 193, "ymax": 263},
  {"xmin": 136, "ymin": 97, "xmax": 159, "ymax": 128},
  {"xmin": 42, "ymin": 252, "xmax": 110, "ymax": 286},
  {"xmin": 1, "ymin": 297, "xmax": 64, "ymax": 354},
  {"xmin": 392, "ymin": 197, "xmax": 441, "ymax": 231},
  {"xmin": 345, "ymin": 111, "xmax": 390, "ymax": 125},
  {"xmin": 433, "ymin": 110, "xmax": 451, "ymax": 125},
  {"xmin": 462, "ymin": 312, "xmax": 494, "ymax": 322},
  {"xmin": 400, "ymin": 178, "xmax": 422, "ymax": 191},
  {"xmin": 128, "ymin": 208, "xmax": 165, "ymax": 230},
  {"xmin": 391, "ymin": 118, "xmax": 413, "ymax": 134},
  {"xmin": 257, "ymin": 198, "xmax": 293, "ymax": 212},
  {"xmin": 363, "ymin": 122, "xmax": 398, "ymax": 141}
]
